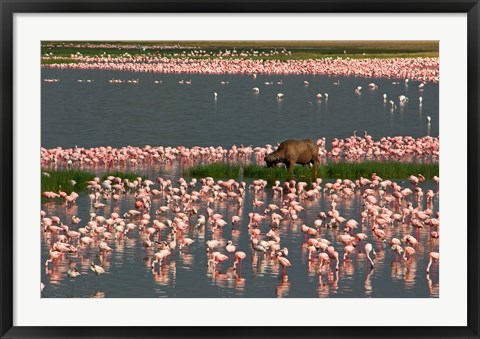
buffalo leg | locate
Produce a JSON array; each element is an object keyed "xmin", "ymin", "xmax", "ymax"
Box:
[
  {"xmin": 313, "ymin": 158, "xmax": 319, "ymax": 179},
  {"xmin": 285, "ymin": 161, "xmax": 294, "ymax": 179}
]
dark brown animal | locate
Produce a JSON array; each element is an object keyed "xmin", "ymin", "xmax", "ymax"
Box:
[{"xmin": 264, "ymin": 139, "xmax": 319, "ymax": 178}]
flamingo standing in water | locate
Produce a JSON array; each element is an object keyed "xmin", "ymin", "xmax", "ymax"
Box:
[
  {"xmin": 398, "ymin": 95, "xmax": 409, "ymax": 103},
  {"xmin": 276, "ymin": 252, "xmax": 291, "ymax": 278},
  {"xmin": 226, "ymin": 240, "xmax": 236, "ymax": 256},
  {"xmin": 67, "ymin": 262, "xmax": 81, "ymax": 295},
  {"xmin": 44, "ymin": 250, "xmax": 63, "ymax": 267},
  {"xmin": 233, "ymin": 251, "xmax": 246, "ymax": 272},
  {"xmin": 433, "ymin": 176, "xmax": 440, "ymax": 191},
  {"xmin": 208, "ymin": 251, "xmax": 229, "ymax": 269},
  {"xmin": 318, "ymin": 252, "xmax": 330, "ymax": 272},
  {"xmin": 403, "ymin": 246, "xmax": 416, "ymax": 261},
  {"xmin": 152, "ymin": 247, "xmax": 171, "ymax": 270},
  {"xmin": 90, "ymin": 262, "xmax": 105, "ymax": 286},
  {"xmin": 426, "ymin": 252, "xmax": 439, "ymax": 273},
  {"xmin": 365, "ymin": 243, "xmax": 376, "ymax": 269},
  {"xmin": 67, "ymin": 266, "xmax": 81, "ymax": 279},
  {"xmin": 327, "ymin": 247, "xmax": 340, "ymax": 271},
  {"xmin": 390, "ymin": 244, "xmax": 403, "ymax": 261},
  {"xmin": 343, "ymin": 245, "xmax": 355, "ymax": 261}
]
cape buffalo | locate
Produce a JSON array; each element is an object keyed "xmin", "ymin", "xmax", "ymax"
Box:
[{"xmin": 264, "ymin": 139, "xmax": 319, "ymax": 178}]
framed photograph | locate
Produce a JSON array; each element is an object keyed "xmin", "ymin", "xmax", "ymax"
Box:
[{"xmin": 1, "ymin": 1, "xmax": 479, "ymax": 338}]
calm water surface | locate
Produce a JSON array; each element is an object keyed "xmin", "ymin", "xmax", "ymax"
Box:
[
  {"xmin": 42, "ymin": 69, "xmax": 438, "ymax": 149},
  {"xmin": 41, "ymin": 69, "xmax": 439, "ymax": 298}
]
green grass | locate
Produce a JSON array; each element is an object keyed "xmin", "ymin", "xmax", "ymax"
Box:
[
  {"xmin": 41, "ymin": 170, "xmax": 96, "ymax": 195},
  {"xmin": 43, "ymin": 40, "xmax": 438, "ymax": 52},
  {"xmin": 41, "ymin": 170, "xmax": 147, "ymax": 197},
  {"xmin": 41, "ymin": 40, "xmax": 439, "ymax": 64},
  {"xmin": 184, "ymin": 162, "xmax": 439, "ymax": 181},
  {"xmin": 41, "ymin": 58, "xmax": 82, "ymax": 65}
]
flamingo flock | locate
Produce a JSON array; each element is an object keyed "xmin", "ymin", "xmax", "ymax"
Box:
[
  {"xmin": 41, "ymin": 162, "xmax": 440, "ymax": 297},
  {"xmin": 40, "ymin": 133, "xmax": 438, "ymax": 170},
  {"xmin": 328, "ymin": 134, "xmax": 438, "ymax": 160},
  {"xmin": 43, "ymin": 54, "xmax": 439, "ymax": 83}
]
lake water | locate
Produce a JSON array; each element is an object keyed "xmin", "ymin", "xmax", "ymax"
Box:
[
  {"xmin": 41, "ymin": 69, "xmax": 438, "ymax": 149},
  {"xmin": 41, "ymin": 69, "xmax": 439, "ymax": 298}
]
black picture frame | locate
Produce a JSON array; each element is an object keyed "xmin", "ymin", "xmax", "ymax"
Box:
[{"xmin": 1, "ymin": 1, "xmax": 479, "ymax": 338}]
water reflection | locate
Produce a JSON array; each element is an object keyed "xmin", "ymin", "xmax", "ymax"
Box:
[
  {"xmin": 390, "ymin": 260, "xmax": 405, "ymax": 281},
  {"xmin": 364, "ymin": 269, "xmax": 374, "ymax": 297},
  {"xmin": 317, "ymin": 271, "xmax": 339, "ymax": 298},
  {"xmin": 91, "ymin": 290, "xmax": 105, "ymax": 298},
  {"xmin": 233, "ymin": 272, "xmax": 247, "ymax": 294},
  {"xmin": 404, "ymin": 260, "xmax": 417, "ymax": 292},
  {"xmin": 41, "ymin": 167, "xmax": 439, "ymax": 298},
  {"xmin": 276, "ymin": 276, "xmax": 291, "ymax": 298},
  {"xmin": 426, "ymin": 273, "xmax": 439, "ymax": 297}
]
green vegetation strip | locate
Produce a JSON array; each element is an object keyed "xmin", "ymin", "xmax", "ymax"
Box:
[
  {"xmin": 43, "ymin": 40, "xmax": 439, "ymax": 51},
  {"xmin": 41, "ymin": 170, "xmax": 146, "ymax": 196},
  {"xmin": 41, "ymin": 40, "xmax": 439, "ymax": 64},
  {"xmin": 184, "ymin": 162, "xmax": 439, "ymax": 181},
  {"xmin": 42, "ymin": 170, "xmax": 95, "ymax": 194}
]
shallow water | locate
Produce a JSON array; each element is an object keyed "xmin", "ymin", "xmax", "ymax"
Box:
[
  {"xmin": 41, "ymin": 69, "xmax": 438, "ymax": 149},
  {"xmin": 41, "ymin": 175, "xmax": 439, "ymax": 298},
  {"xmin": 41, "ymin": 69, "xmax": 439, "ymax": 298}
]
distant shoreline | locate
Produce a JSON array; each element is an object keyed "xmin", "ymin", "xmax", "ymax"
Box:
[
  {"xmin": 41, "ymin": 41, "xmax": 439, "ymax": 83},
  {"xmin": 42, "ymin": 40, "xmax": 439, "ymax": 59}
]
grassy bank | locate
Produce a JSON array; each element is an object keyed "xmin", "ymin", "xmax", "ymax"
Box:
[
  {"xmin": 41, "ymin": 40, "xmax": 439, "ymax": 64},
  {"xmin": 41, "ymin": 170, "xmax": 146, "ymax": 196},
  {"xmin": 184, "ymin": 162, "xmax": 439, "ymax": 181},
  {"xmin": 41, "ymin": 170, "xmax": 95, "ymax": 194}
]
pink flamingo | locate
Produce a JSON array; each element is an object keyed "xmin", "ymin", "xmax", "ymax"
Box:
[
  {"xmin": 343, "ymin": 245, "xmax": 355, "ymax": 261},
  {"xmin": 226, "ymin": 240, "xmax": 236, "ymax": 255},
  {"xmin": 403, "ymin": 246, "xmax": 416, "ymax": 261},
  {"xmin": 276, "ymin": 252, "xmax": 291, "ymax": 277},
  {"xmin": 44, "ymin": 250, "xmax": 63, "ymax": 267},
  {"xmin": 355, "ymin": 233, "xmax": 368, "ymax": 246},
  {"xmin": 365, "ymin": 243, "xmax": 376, "ymax": 269},
  {"xmin": 90, "ymin": 262, "xmax": 105, "ymax": 285},
  {"xmin": 233, "ymin": 251, "xmax": 246, "ymax": 270},
  {"xmin": 391, "ymin": 244, "xmax": 404, "ymax": 261},
  {"xmin": 426, "ymin": 252, "xmax": 439, "ymax": 273},
  {"xmin": 307, "ymin": 245, "xmax": 317, "ymax": 261},
  {"xmin": 231, "ymin": 215, "xmax": 240, "ymax": 225},
  {"xmin": 151, "ymin": 248, "xmax": 171, "ymax": 269},
  {"xmin": 209, "ymin": 251, "xmax": 229, "ymax": 268},
  {"xmin": 318, "ymin": 252, "xmax": 330, "ymax": 271}
]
